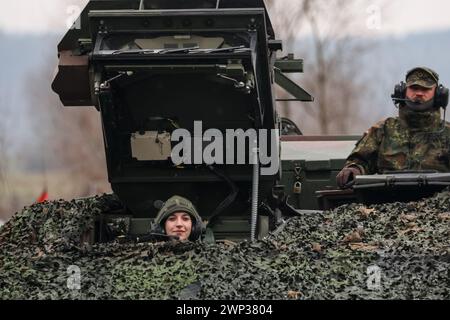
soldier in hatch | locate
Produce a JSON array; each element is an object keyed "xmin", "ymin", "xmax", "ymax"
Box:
[
  {"xmin": 151, "ymin": 195, "xmax": 204, "ymax": 241},
  {"xmin": 337, "ymin": 67, "xmax": 450, "ymax": 188}
]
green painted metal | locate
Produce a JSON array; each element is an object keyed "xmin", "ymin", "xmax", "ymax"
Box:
[
  {"xmin": 280, "ymin": 137, "xmax": 358, "ymax": 210},
  {"xmin": 51, "ymin": 0, "xmax": 368, "ymax": 241},
  {"xmin": 274, "ymin": 68, "xmax": 314, "ymax": 102},
  {"xmin": 274, "ymin": 57, "xmax": 303, "ymax": 73}
]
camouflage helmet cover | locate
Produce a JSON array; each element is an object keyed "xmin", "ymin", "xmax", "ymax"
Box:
[
  {"xmin": 153, "ymin": 195, "xmax": 203, "ymax": 240},
  {"xmin": 406, "ymin": 67, "xmax": 439, "ymax": 88}
]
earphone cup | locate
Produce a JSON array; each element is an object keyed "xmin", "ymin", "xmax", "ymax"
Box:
[
  {"xmin": 392, "ymin": 82, "xmax": 406, "ymax": 102},
  {"xmin": 435, "ymin": 85, "xmax": 449, "ymax": 109},
  {"xmin": 189, "ymin": 221, "xmax": 204, "ymax": 241}
]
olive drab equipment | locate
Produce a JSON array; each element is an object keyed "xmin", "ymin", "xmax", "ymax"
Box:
[
  {"xmin": 52, "ymin": 0, "xmax": 314, "ymax": 241},
  {"xmin": 52, "ymin": 0, "xmax": 450, "ymax": 242}
]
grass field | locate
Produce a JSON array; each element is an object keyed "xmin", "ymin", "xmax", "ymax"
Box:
[{"xmin": 0, "ymin": 170, "xmax": 111, "ymax": 221}]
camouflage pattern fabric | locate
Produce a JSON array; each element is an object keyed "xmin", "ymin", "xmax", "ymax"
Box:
[
  {"xmin": 345, "ymin": 108, "xmax": 450, "ymax": 174},
  {"xmin": 0, "ymin": 192, "xmax": 449, "ymax": 299},
  {"xmin": 406, "ymin": 67, "xmax": 438, "ymax": 88}
]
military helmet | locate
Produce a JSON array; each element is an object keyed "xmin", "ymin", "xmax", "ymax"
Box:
[
  {"xmin": 152, "ymin": 195, "xmax": 204, "ymax": 241},
  {"xmin": 406, "ymin": 67, "xmax": 439, "ymax": 88}
]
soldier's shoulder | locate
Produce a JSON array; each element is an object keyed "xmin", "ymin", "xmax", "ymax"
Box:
[
  {"xmin": 368, "ymin": 117, "xmax": 394, "ymax": 130},
  {"xmin": 383, "ymin": 116, "xmax": 399, "ymax": 125}
]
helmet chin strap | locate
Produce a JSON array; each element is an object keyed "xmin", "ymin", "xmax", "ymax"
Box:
[{"xmin": 405, "ymin": 98, "xmax": 435, "ymax": 112}]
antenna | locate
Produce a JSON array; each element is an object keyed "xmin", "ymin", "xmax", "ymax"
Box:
[
  {"xmin": 216, "ymin": 0, "xmax": 221, "ymax": 9},
  {"xmin": 139, "ymin": 0, "xmax": 145, "ymax": 10}
]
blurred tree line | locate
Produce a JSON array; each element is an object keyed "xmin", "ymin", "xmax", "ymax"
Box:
[
  {"xmin": 266, "ymin": 0, "xmax": 385, "ymax": 134},
  {"xmin": 0, "ymin": 42, "xmax": 110, "ymax": 220}
]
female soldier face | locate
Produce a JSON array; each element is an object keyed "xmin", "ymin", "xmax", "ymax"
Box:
[{"xmin": 164, "ymin": 212, "xmax": 193, "ymax": 241}]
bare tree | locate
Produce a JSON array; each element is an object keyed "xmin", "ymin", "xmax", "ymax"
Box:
[
  {"xmin": 266, "ymin": 0, "xmax": 385, "ymax": 134},
  {"xmin": 265, "ymin": 0, "xmax": 307, "ymax": 120}
]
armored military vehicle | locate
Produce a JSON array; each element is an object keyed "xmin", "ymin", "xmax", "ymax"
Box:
[
  {"xmin": 52, "ymin": 0, "xmax": 313, "ymax": 242},
  {"xmin": 52, "ymin": 0, "xmax": 450, "ymax": 243}
]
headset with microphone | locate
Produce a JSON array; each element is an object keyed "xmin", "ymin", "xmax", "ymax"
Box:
[{"xmin": 391, "ymin": 67, "xmax": 449, "ymax": 109}]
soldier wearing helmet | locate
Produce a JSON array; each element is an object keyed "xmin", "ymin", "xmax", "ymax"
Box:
[
  {"xmin": 337, "ymin": 67, "xmax": 450, "ymax": 188},
  {"xmin": 152, "ymin": 195, "xmax": 204, "ymax": 241}
]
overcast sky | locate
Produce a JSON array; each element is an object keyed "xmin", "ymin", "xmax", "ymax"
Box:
[{"xmin": 1, "ymin": 0, "xmax": 450, "ymax": 36}]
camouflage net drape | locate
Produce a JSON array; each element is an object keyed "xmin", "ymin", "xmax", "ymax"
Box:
[{"xmin": 0, "ymin": 192, "xmax": 449, "ymax": 300}]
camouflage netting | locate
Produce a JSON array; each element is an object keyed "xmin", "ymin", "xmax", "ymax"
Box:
[{"xmin": 0, "ymin": 192, "xmax": 449, "ymax": 300}]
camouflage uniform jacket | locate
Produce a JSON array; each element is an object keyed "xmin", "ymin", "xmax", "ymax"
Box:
[{"xmin": 345, "ymin": 108, "xmax": 450, "ymax": 174}]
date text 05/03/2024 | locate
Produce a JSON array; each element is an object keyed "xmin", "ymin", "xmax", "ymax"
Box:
[{"xmin": 176, "ymin": 304, "xmax": 274, "ymax": 317}]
